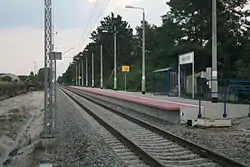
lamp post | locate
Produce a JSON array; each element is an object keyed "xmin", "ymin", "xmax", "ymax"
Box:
[
  {"xmin": 80, "ymin": 53, "xmax": 84, "ymax": 86},
  {"xmin": 100, "ymin": 44, "xmax": 103, "ymax": 89},
  {"xmin": 125, "ymin": 5, "xmax": 146, "ymax": 94},
  {"xmin": 114, "ymin": 29, "xmax": 117, "ymax": 90},
  {"xmin": 101, "ymin": 30, "xmax": 117, "ymax": 90},
  {"xmin": 78, "ymin": 61, "xmax": 81, "ymax": 86},
  {"xmin": 82, "ymin": 58, "xmax": 84, "ymax": 86},
  {"xmin": 75, "ymin": 62, "xmax": 78, "ymax": 86},
  {"xmin": 84, "ymin": 48, "xmax": 89, "ymax": 87},
  {"xmin": 212, "ymin": 0, "xmax": 218, "ymax": 103},
  {"xmin": 92, "ymin": 52, "xmax": 95, "ymax": 88}
]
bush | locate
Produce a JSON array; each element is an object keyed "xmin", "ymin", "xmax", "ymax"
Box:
[{"xmin": 0, "ymin": 81, "xmax": 29, "ymax": 96}]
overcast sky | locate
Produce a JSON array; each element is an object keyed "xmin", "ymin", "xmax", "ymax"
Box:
[{"xmin": 0, "ymin": 0, "xmax": 169, "ymax": 76}]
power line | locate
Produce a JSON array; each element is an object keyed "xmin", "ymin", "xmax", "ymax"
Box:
[
  {"xmin": 74, "ymin": 0, "xmax": 111, "ymax": 53},
  {"xmin": 74, "ymin": 0, "xmax": 101, "ymax": 50},
  {"xmin": 59, "ymin": 0, "xmax": 112, "ymax": 76},
  {"xmin": 78, "ymin": 1, "xmax": 110, "ymax": 49},
  {"xmin": 62, "ymin": 0, "xmax": 104, "ymax": 57}
]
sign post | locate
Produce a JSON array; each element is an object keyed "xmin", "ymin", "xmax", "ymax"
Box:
[
  {"xmin": 122, "ymin": 65, "xmax": 130, "ymax": 91},
  {"xmin": 125, "ymin": 72, "xmax": 127, "ymax": 91},
  {"xmin": 178, "ymin": 51, "xmax": 195, "ymax": 98}
]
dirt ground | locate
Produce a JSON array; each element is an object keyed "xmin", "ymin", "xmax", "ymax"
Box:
[{"xmin": 0, "ymin": 91, "xmax": 44, "ymax": 167}]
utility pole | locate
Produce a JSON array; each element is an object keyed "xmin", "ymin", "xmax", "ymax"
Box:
[
  {"xmin": 212, "ymin": 0, "xmax": 218, "ymax": 103},
  {"xmin": 125, "ymin": 5, "xmax": 146, "ymax": 94},
  {"xmin": 92, "ymin": 53, "xmax": 95, "ymax": 88},
  {"xmin": 86, "ymin": 56, "xmax": 88, "ymax": 87},
  {"xmin": 78, "ymin": 61, "xmax": 81, "ymax": 86},
  {"xmin": 43, "ymin": 0, "xmax": 53, "ymax": 139},
  {"xmin": 142, "ymin": 9, "xmax": 146, "ymax": 94},
  {"xmin": 100, "ymin": 45, "xmax": 103, "ymax": 89},
  {"xmin": 76, "ymin": 63, "xmax": 78, "ymax": 86},
  {"xmin": 114, "ymin": 29, "xmax": 117, "ymax": 90},
  {"xmin": 82, "ymin": 58, "xmax": 84, "ymax": 86}
]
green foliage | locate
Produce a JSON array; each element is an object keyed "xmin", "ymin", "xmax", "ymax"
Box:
[
  {"xmin": 37, "ymin": 68, "xmax": 45, "ymax": 83},
  {"xmin": 19, "ymin": 75, "xmax": 29, "ymax": 82},
  {"xmin": 61, "ymin": 1, "xmax": 250, "ymax": 91},
  {"xmin": 0, "ymin": 81, "xmax": 26, "ymax": 89},
  {"xmin": 0, "ymin": 76, "xmax": 12, "ymax": 82}
]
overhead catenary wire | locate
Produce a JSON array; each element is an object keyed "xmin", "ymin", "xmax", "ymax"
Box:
[
  {"xmin": 57, "ymin": 1, "xmax": 104, "ymax": 74},
  {"xmin": 69, "ymin": 0, "xmax": 111, "ymax": 55},
  {"xmin": 71, "ymin": 0, "xmax": 102, "ymax": 53},
  {"xmin": 78, "ymin": 0, "xmax": 110, "ymax": 50},
  {"xmin": 58, "ymin": 0, "xmax": 101, "ymax": 58},
  {"xmin": 58, "ymin": 0, "xmax": 112, "ymax": 77}
]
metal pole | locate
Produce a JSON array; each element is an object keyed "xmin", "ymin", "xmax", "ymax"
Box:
[
  {"xmin": 76, "ymin": 63, "xmax": 78, "ymax": 86},
  {"xmin": 100, "ymin": 45, "xmax": 103, "ymax": 89},
  {"xmin": 142, "ymin": 10, "xmax": 146, "ymax": 94},
  {"xmin": 86, "ymin": 56, "xmax": 88, "ymax": 87},
  {"xmin": 223, "ymin": 93, "xmax": 227, "ymax": 118},
  {"xmin": 82, "ymin": 59, "xmax": 84, "ymax": 86},
  {"xmin": 75, "ymin": 64, "xmax": 77, "ymax": 85},
  {"xmin": 92, "ymin": 53, "xmax": 94, "ymax": 88},
  {"xmin": 54, "ymin": 60, "xmax": 57, "ymax": 103},
  {"xmin": 44, "ymin": 0, "xmax": 53, "ymax": 142},
  {"xmin": 125, "ymin": 72, "xmax": 127, "ymax": 91},
  {"xmin": 178, "ymin": 58, "xmax": 181, "ymax": 98},
  {"xmin": 78, "ymin": 62, "xmax": 81, "ymax": 86},
  {"xmin": 192, "ymin": 59, "xmax": 195, "ymax": 98},
  {"xmin": 198, "ymin": 78, "xmax": 202, "ymax": 118},
  {"xmin": 212, "ymin": 0, "xmax": 218, "ymax": 103},
  {"xmin": 114, "ymin": 31, "xmax": 117, "ymax": 90}
]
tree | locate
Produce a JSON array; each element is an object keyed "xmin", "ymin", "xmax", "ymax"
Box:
[
  {"xmin": 61, "ymin": 1, "xmax": 250, "ymax": 91},
  {"xmin": 90, "ymin": 13, "xmax": 134, "ymax": 88},
  {"xmin": 163, "ymin": 0, "xmax": 250, "ymax": 77},
  {"xmin": 37, "ymin": 68, "xmax": 45, "ymax": 83}
]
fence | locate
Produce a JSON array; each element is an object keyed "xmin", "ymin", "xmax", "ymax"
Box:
[{"xmin": 197, "ymin": 78, "xmax": 250, "ymax": 104}]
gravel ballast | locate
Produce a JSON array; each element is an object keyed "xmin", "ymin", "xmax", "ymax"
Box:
[
  {"xmin": 81, "ymin": 91, "xmax": 250, "ymax": 166},
  {"xmin": 54, "ymin": 89, "xmax": 127, "ymax": 167}
]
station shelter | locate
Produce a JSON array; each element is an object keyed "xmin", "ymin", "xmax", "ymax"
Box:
[{"xmin": 153, "ymin": 67, "xmax": 189, "ymax": 96}]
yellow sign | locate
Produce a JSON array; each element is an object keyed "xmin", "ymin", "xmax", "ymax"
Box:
[{"xmin": 122, "ymin": 66, "xmax": 130, "ymax": 72}]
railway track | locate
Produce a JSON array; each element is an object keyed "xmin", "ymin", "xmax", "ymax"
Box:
[
  {"xmin": 61, "ymin": 86, "xmax": 247, "ymax": 167},
  {"xmin": 61, "ymin": 88, "xmax": 153, "ymax": 167}
]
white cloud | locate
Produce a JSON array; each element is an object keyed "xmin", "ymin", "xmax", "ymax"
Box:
[
  {"xmin": 85, "ymin": 0, "xmax": 168, "ymax": 27},
  {"xmin": 104, "ymin": 0, "xmax": 168, "ymax": 28},
  {"xmin": 88, "ymin": 0, "xmax": 98, "ymax": 4},
  {"xmin": 109, "ymin": 0, "xmax": 143, "ymax": 8}
]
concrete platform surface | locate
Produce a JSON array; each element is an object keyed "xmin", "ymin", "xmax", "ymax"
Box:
[{"xmin": 71, "ymin": 87, "xmax": 249, "ymax": 120}]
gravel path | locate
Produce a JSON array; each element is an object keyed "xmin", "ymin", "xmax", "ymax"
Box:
[
  {"xmin": 54, "ymin": 89, "xmax": 127, "ymax": 167},
  {"xmin": 83, "ymin": 92, "xmax": 250, "ymax": 166}
]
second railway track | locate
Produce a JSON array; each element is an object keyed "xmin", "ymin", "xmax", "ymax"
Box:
[{"xmin": 61, "ymin": 86, "xmax": 247, "ymax": 167}]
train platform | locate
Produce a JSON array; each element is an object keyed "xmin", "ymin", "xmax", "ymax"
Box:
[
  {"xmin": 70, "ymin": 86, "xmax": 249, "ymax": 124},
  {"xmin": 108, "ymin": 89, "xmax": 249, "ymax": 119}
]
